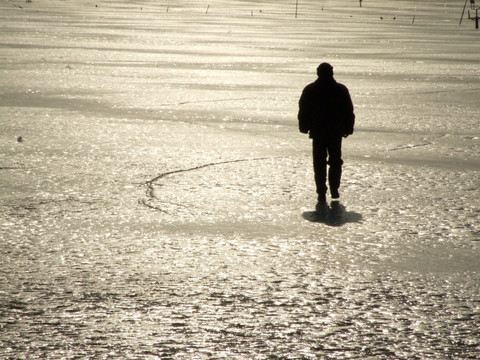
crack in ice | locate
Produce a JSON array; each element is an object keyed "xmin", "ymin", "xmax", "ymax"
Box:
[
  {"xmin": 386, "ymin": 141, "xmax": 432, "ymax": 151},
  {"xmin": 140, "ymin": 157, "xmax": 274, "ymax": 213},
  {"xmin": 157, "ymin": 97, "xmax": 257, "ymax": 107}
]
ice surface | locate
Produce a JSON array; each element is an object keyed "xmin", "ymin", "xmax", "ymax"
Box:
[{"xmin": 1, "ymin": 0, "xmax": 479, "ymax": 358}]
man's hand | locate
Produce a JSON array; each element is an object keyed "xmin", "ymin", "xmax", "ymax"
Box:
[{"xmin": 343, "ymin": 128, "xmax": 354, "ymax": 138}]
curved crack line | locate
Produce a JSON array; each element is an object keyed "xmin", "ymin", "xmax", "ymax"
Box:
[
  {"xmin": 156, "ymin": 96, "xmax": 257, "ymax": 108},
  {"xmin": 386, "ymin": 141, "xmax": 432, "ymax": 152},
  {"xmin": 385, "ymin": 133, "xmax": 450, "ymax": 152},
  {"xmin": 140, "ymin": 157, "xmax": 274, "ymax": 213}
]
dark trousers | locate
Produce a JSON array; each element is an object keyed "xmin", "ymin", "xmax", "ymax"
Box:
[{"xmin": 312, "ymin": 136, "xmax": 343, "ymax": 195}]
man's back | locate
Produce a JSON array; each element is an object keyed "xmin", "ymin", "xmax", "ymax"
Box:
[{"xmin": 298, "ymin": 76, "xmax": 354, "ymax": 138}]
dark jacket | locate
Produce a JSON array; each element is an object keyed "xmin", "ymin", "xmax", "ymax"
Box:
[{"xmin": 298, "ymin": 76, "xmax": 355, "ymax": 138}]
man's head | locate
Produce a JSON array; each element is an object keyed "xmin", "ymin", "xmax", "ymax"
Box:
[{"xmin": 317, "ymin": 62, "xmax": 334, "ymax": 78}]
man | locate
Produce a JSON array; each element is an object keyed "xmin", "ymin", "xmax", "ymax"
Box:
[{"xmin": 298, "ymin": 63, "xmax": 355, "ymax": 203}]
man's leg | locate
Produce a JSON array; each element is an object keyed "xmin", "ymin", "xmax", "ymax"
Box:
[
  {"xmin": 312, "ymin": 138, "xmax": 327, "ymax": 201},
  {"xmin": 327, "ymin": 137, "xmax": 343, "ymax": 199}
]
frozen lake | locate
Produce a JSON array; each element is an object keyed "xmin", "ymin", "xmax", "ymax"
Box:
[{"xmin": 1, "ymin": 0, "xmax": 479, "ymax": 358}]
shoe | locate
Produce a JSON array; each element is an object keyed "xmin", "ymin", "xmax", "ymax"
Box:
[
  {"xmin": 330, "ymin": 189, "xmax": 340, "ymax": 199},
  {"xmin": 317, "ymin": 194, "xmax": 326, "ymax": 203}
]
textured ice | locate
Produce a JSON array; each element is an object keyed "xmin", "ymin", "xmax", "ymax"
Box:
[{"xmin": 1, "ymin": 0, "xmax": 479, "ymax": 359}]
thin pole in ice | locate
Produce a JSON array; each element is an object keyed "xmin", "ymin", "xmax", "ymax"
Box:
[
  {"xmin": 460, "ymin": 0, "xmax": 468, "ymax": 25},
  {"xmin": 295, "ymin": 0, "xmax": 298, "ymax": 18}
]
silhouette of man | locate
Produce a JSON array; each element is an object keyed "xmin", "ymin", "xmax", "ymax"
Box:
[{"xmin": 298, "ymin": 63, "xmax": 355, "ymax": 202}]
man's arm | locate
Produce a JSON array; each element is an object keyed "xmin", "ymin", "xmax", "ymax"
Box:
[
  {"xmin": 342, "ymin": 86, "xmax": 355, "ymax": 137},
  {"xmin": 298, "ymin": 88, "xmax": 311, "ymax": 134}
]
